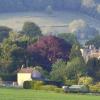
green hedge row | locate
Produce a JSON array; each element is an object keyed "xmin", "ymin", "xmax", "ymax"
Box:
[
  {"xmin": 0, "ymin": 73, "xmax": 17, "ymax": 81},
  {"xmin": 89, "ymin": 84, "xmax": 100, "ymax": 93},
  {"xmin": 23, "ymin": 80, "xmax": 63, "ymax": 93}
]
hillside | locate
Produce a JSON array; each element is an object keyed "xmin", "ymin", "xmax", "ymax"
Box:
[
  {"xmin": 0, "ymin": 0, "xmax": 81, "ymax": 12},
  {"xmin": 0, "ymin": 0, "xmax": 100, "ymax": 20}
]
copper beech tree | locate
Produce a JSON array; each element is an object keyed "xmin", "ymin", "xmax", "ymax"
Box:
[{"xmin": 27, "ymin": 35, "xmax": 71, "ymax": 71}]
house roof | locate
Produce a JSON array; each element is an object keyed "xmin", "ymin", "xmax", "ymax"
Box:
[
  {"xmin": 18, "ymin": 67, "xmax": 42, "ymax": 79},
  {"xmin": 90, "ymin": 52, "xmax": 100, "ymax": 59},
  {"xmin": 19, "ymin": 67, "xmax": 33, "ymax": 73}
]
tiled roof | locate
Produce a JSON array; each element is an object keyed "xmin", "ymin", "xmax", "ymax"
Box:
[
  {"xmin": 90, "ymin": 52, "xmax": 100, "ymax": 59},
  {"xmin": 19, "ymin": 67, "xmax": 33, "ymax": 73}
]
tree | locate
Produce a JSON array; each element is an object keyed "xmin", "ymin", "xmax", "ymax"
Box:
[
  {"xmin": 9, "ymin": 31, "xmax": 20, "ymax": 42},
  {"xmin": 86, "ymin": 35, "xmax": 100, "ymax": 49},
  {"xmin": 69, "ymin": 43, "xmax": 82, "ymax": 60},
  {"xmin": 57, "ymin": 33, "xmax": 78, "ymax": 45},
  {"xmin": 0, "ymin": 26, "xmax": 12, "ymax": 42},
  {"xmin": 50, "ymin": 57, "xmax": 86, "ymax": 83},
  {"xmin": 27, "ymin": 52, "xmax": 52, "ymax": 71},
  {"xmin": 21, "ymin": 22, "xmax": 42, "ymax": 38},
  {"xmin": 65, "ymin": 57, "xmax": 86, "ymax": 80},
  {"xmin": 50, "ymin": 59, "xmax": 67, "ymax": 82},
  {"xmin": 86, "ymin": 58, "xmax": 100, "ymax": 80},
  {"xmin": 0, "ymin": 31, "xmax": 31, "ymax": 72},
  {"xmin": 0, "ymin": 38, "xmax": 17, "ymax": 72},
  {"xmin": 27, "ymin": 35, "xmax": 71, "ymax": 64},
  {"xmin": 10, "ymin": 47, "xmax": 28, "ymax": 72}
]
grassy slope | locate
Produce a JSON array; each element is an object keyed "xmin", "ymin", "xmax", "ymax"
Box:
[{"xmin": 0, "ymin": 88, "xmax": 100, "ymax": 100}]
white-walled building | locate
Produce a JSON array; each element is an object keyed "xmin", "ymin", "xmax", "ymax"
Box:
[
  {"xmin": 17, "ymin": 67, "xmax": 42, "ymax": 87},
  {"xmin": 81, "ymin": 45, "xmax": 100, "ymax": 62}
]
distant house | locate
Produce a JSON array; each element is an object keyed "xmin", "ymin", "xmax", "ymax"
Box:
[
  {"xmin": 17, "ymin": 67, "xmax": 42, "ymax": 87},
  {"xmin": 80, "ymin": 45, "xmax": 100, "ymax": 62},
  {"xmin": 17, "ymin": 67, "xmax": 63, "ymax": 87}
]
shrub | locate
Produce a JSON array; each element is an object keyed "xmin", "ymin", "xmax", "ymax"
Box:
[
  {"xmin": 0, "ymin": 73, "xmax": 17, "ymax": 81},
  {"xmin": 89, "ymin": 83, "xmax": 100, "ymax": 93},
  {"xmin": 65, "ymin": 79, "xmax": 77, "ymax": 86},
  {"xmin": 54, "ymin": 88, "xmax": 64, "ymax": 93},
  {"xmin": 23, "ymin": 81, "xmax": 32, "ymax": 89},
  {"xmin": 89, "ymin": 85, "xmax": 99, "ymax": 93},
  {"xmin": 23, "ymin": 80, "xmax": 63, "ymax": 93},
  {"xmin": 41, "ymin": 85, "xmax": 58, "ymax": 91},
  {"xmin": 41, "ymin": 85, "xmax": 63, "ymax": 93},
  {"xmin": 78, "ymin": 76, "xmax": 93, "ymax": 85},
  {"xmin": 23, "ymin": 80, "xmax": 44, "ymax": 90},
  {"xmin": 33, "ymin": 81, "xmax": 44, "ymax": 90}
]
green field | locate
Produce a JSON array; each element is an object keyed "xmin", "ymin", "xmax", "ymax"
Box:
[{"xmin": 0, "ymin": 88, "xmax": 100, "ymax": 100}]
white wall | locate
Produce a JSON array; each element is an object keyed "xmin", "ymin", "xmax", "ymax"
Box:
[{"xmin": 17, "ymin": 73, "xmax": 32, "ymax": 87}]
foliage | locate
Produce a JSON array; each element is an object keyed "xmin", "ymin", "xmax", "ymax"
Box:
[
  {"xmin": 89, "ymin": 84, "xmax": 100, "ymax": 93},
  {"xmin": 0, "ymin": 73, "xmax": 17, "ymax": 81},
  {"xmin": 66, "ymin": 57, "xmax": 86, "ymax": 80},
  {"xmin": 23, "ymin": 80, "xmax": 63, "ymax": 93},
  {"xmin": 86, "ymin": 35, "xmax": 100, "ymax": 49},
  {"xmin": 78, "ymin": 76, "xmax": 93, "ymax": 85},
  {"xmin": 0, "ymin": 38, "xmax": 18, "ymax": 72},
  {"xmin": 22, "ymin": 22, "xmax": 42, "ymax": 38},
  {"xmin": 65, "ymin": 79, "xmax": 77, "ymax": 86},
  {"xmin": 27, "ymin": 35, "xmax": 71, "ymax": 64},
  {"xmin": 69, "ymin": 43, "xmax": 82, "ymax": 60},
  {"xmin": 10, "ymin": 47, "xmax": 28, "ymax": 71},
  {"xmin": 86, "ymin": 58, "xmax": 100, "ymax": 80},
  {"xmin": 23, "ymin": 80, "xmax": 44, "ymax": 90},
  {"xmin": 0, "ymin": 26, "xmax": 12, "ymax": 42},
  {"xmin": 27, "ymin": 53, "xmax": 52, "ymax": 71},
  {"xmin": 41, "ymin": 85, "xmax": 58, "ymax": 91},
  {"xmin": 50, "ymin": 56, "xmax": 87, "ymax": 84},
  {"xmin": 23, "ymin": 81, "xmax": 32, "ymax": 89},
  {"xmin": 58, "ymin": 33, "xmax": 78, "ymax": 45},
  {"xmin": 50, "ymin": 59, "xmax": 67, "ymax": 82},
  {"xmin": 0, "ymin": 31, "xmax": 39, "ymax": 72},
  {"xmin": 54, "ymin": 87, "xmax": 63, "ymax": 93},
  {"xmin": 32, "ymin": 81, "xmax": 44, "ymax": 90},
  {"xmin": 9, "ymin": 31, "xmax": 20, "ymax": 42}
]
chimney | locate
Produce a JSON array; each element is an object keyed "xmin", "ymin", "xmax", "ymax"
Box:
[{"xmin": 21, "ymin": 64, "xmax": 24, "ymax": 69}]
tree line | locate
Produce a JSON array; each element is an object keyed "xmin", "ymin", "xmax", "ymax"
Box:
[{"xmin": 0, "ymin": 22, "xmax": 100, "ymax": 85}]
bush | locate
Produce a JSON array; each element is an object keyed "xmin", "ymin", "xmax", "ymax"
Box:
[
  {"xmin": 23, "ymin": 81, "xmax": 32, "ymax": 89},
  {"xmin": 33, "ymin": 81, "xmax": 44, "ymax": 90},
  {"xmin": 0, "ymin": 73, "xmax": 17, "ymax": 81},
  {"xmin": 89, "ymin": 83, "xmax": 100, "ymax": 93},
  {"xmin": 41, "ymin": 85, "xmax": 63, "ymax": 93},
  {"xmin": 78, "ymin": 76, "xmax": 93, "ymax": 85},
  {"xmin": 23, "ymin": 80, "xmax": 63, "ymax": 93},
  {"xmin": 41, "ymin": 85, "xmax": 58, "ymax": 91},
  {"xmin": 23, "ymin": 80, "xmax": 44, "ymax": 90},
  {"xmin": 65, "ymin": 79, "xmax": 77, "ymax": 86},
  {"xmin": 54, "ymin": 88, "xmax": 64, "ymax": 93}
]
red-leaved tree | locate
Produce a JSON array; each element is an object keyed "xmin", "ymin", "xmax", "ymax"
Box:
[{"xmin": 27, "ymin": 35, "xmax": 71, "ymax": 64}]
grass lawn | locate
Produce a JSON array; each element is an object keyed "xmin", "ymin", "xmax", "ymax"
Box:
[{"xmin": 0, "ymin": 88, "xmax": 100, "ymax": 100}]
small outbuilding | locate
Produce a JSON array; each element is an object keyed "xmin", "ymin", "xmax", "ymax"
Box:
[{"xmin": 17, "ymin": 67, "xmax": 42, "ymax": 87}]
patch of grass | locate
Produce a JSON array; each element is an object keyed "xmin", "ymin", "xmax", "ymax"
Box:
[{"xmin": 0, "ymin": 88, "xmax": 100, "ymax": 100}]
